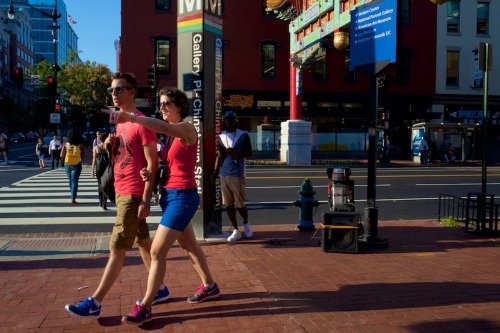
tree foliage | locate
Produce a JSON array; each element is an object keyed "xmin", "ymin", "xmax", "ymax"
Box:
[
  {"xmin": 31, "ymin": 60, "xmax": 53, "ymax": 90},
  {"xmin": 32, "ymin": 57, "xmax": 113, "ymax": 131},
  {"xmin": 58, "ymin": 60, "xmax": 112, "ymax": 124}
]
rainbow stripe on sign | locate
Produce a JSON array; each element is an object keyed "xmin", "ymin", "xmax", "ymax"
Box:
[{"xmin": 178, "ymin": 12, "xmax": 222, "ymax": 34}]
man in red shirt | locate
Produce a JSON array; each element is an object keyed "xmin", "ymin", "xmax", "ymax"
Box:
[{"xmin": 65, "ymin": 73, "xmax": 169, "ymax": 318}]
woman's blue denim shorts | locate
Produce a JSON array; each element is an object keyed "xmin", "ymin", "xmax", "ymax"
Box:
[{"xmin": 159, "ymin": 188, "xmax": 200, "ymax": 231}]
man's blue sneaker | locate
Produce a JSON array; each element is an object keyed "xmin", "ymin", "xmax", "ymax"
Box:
[
  {"xmin": 136, "ymin": 286, "xmax": 170, "ymax": 306},
  {"xmin": 65, "ymin": 296, "xmax": 101, "ymax": 318}
]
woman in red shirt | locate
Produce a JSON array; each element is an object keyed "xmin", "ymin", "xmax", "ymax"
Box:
[{"xmin": 106, "ymin": 87, "xmax": 219, "ymax": 325}]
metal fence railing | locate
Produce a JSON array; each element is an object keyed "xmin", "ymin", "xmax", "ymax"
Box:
[{"xmin": 438, "ymin": 193, "xmax": 499, "ymax": 236}]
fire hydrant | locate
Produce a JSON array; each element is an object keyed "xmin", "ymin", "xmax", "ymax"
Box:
[{"xmin": 293, "ymin": 178, "xmax": 319, "ymax": 231}]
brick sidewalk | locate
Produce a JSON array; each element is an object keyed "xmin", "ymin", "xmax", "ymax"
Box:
[{"xmin": 1, "ymin": 220, "xmax": 499, "ymax": 332}]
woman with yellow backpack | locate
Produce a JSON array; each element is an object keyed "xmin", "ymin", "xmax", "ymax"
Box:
[{"xmin": 60, "ymin": 130, "xmax": 87, "ymax": 204}]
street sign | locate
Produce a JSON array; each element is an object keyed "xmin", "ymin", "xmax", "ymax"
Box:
[
  {"xmin": 350, "ymin": 0, "xmax": 397, "ymax": 70},
  {"xmin": 31, "ymin": 75, "xmax": 40, "ymax": 86},
  {"xmin": 50, "ymin": 113, "xmax": 61, "ymax": 124},
  {"xmin": 478, "ymin": 42, "xmax": 493, "ymax": 71}
]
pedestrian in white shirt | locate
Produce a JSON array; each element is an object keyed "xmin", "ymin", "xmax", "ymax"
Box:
[
  {"xmin": 419, "ymin": 136, "xmax": 429, "ymax": 164},
  {"xmin": 49, "ymin": 135, "xmax": 62, "ymax": 169}
]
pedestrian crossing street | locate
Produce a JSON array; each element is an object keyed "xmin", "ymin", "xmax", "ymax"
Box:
[{"xmin": 0, "ymin": 168, "xmax": 164, "ymax": 229}]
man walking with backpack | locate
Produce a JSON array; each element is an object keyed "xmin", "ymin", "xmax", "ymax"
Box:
[{"xmin": 91, "ymin": 131, "xmax": 110, "ymax": 210}]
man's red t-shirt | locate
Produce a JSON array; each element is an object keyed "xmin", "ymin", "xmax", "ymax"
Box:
[{"xmin": 113, "ymin": 110, "xmax": 157, "ymax": 197}]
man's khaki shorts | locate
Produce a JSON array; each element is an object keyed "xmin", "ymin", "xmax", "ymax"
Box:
[
  {"xmin": 220, "ymin": 175, "xmax": 246, "ymax": 208},
  {"xmin": 110, "ymin": 194, "xmax": 150, "ymax": 249}
]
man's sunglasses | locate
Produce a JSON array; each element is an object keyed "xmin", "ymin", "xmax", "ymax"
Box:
[
  {"xmin": 160, "ymin": 100, "xmax": 174, "ymax": 107},
  {"xmin": 107, "ymin": 85, "xmax": 131, "ymax": 94}
]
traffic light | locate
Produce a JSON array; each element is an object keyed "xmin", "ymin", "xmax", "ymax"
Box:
[
  {"xmin": 13, "ymin": 67, "xmax": 24, "ymax": 87},
  {"xmin": 47, "ymin": 76, "xmax": 57, "ymax": 96},
  {"xmin": 147, "ymin": 65, "xmax": 156, "ymax": 89},
  {"xmin": 55, "ymin": 99, "xmax": 61, "ymax": 111}
]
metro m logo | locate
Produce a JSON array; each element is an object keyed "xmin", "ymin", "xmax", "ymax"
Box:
[
  {"xmin": 179, "ymin": 0, "xmax": 201, "ymax": 15},
  {"xmin": 206, "ymin": 0, "xmax": 222, "ymax": 16},
  {"xmin": 178, "ymin": 0, "xmax": 221, "ymax": 16}
]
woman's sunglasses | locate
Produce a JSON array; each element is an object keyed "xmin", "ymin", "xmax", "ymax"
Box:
[
  {"xmin": 160, "ymin": 100, "xmax": 174, "ymax": 107},
  {"xmin": 107, "ymin": 85, "xmax": 131, "ymax": 94}
]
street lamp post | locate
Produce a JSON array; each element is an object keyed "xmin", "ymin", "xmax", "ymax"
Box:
[
  {"xmin": 8, "ymin": 0, "xmax": 61, "ymax": 79},
  {"xmin": 8, "ymin": 0, "xmax": 62, "ymax": 132}
]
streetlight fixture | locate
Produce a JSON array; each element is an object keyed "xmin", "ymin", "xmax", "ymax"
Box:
[
  {"xmin": 8, "ymin": 0, "xmax": 62, "ymax": 134},
  {"xmin": 7, "ymin": 0, "xmax": 62, "ymax": 83}
]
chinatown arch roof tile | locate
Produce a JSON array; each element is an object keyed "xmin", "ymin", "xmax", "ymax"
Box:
[
  {"xmin": 265, "ymin": 0, "xmax": 302, "ymax": 20},
  {"xmin": 265, "ymin": 0, "xmax": 303, "ymax": 12}
]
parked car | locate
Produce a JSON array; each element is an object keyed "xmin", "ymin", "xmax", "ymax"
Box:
[
  {"xmin": 42, "ymin": 132, "xmax": 54, "ymax": 145},
  {"xmin": 25, "ymin": 131, "xmax": 39, "ymax": 142},
  {"xmin": 9, "ymin": 132, "xmax": 25, "ymax": 143}
]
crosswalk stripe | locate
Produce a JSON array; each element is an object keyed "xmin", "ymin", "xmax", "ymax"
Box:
[
  {"xmin": 0, "ymin": 186, "xmax": 100, "ymax": 191},
  {"xmin": 0, "ymin": 170, "xmax": 163, "ymax": 226}
]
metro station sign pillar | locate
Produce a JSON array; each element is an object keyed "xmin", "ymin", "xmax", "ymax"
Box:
[{"xmin": 178, "ymin": 0, "xmax": 223, "ymax": 239}]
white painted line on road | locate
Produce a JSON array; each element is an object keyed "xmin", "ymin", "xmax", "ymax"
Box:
[
  {"xmin": 0, "ymin": 205, "xmax": 115, "ymax": 213},
  {"xmin": 0, "ymin": 192, "xmax": 98, "ymax": 198},
  {"xmin": 247, "ymin": 184, "xmax": 391, "ymax": 189},
  {"xmin": 0, "ymin": 205, "xmax": 163, "ymax": 213},
  {"xmin": 0, "ymin": 168, "xmax": 38, "ymax": 172},
  {"xmin": 416, "ymin": 183, "xmax": 500, "ymax": 186},
  {"xmin": 0, "ymin": 188, "xmax": 98, "ymax": 196},
  {"xmin": 246, "ymin": 197, "xmax": 438, "ymax": 205},
  {"xmin": 0, "ymin": 186, "xmax": 98, "ymax": 192},
  {"xmin": 374, "ymin": 197, "xmax": 438, "ymax": 201}
]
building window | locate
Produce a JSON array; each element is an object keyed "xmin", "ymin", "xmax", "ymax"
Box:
[
  {"xmin": 262, "ymin": 43, "xmax": 276, "ymax": 79},
  {"xmin": 446, "ymin": 50, "xmax": 459, "ymax": 87},
  {"xmin": 156, "ymin": 39, "xmax": 171, "ymax": 75},
  {"xmin": 155, "ymin": 0, "xmax": 171, "ymax": 11},
  {"xmin": 344, "ymin": 49, "xmax": 355, "ymax": 83},
  {"xmin": 397, "ymin": 48, "xmax": 411, "ymax": 85},
  {"xmin": 447, "ymin": 1, "xmax": 460, "ymax": 33},
  {"xmin": 401, "ymin": 0, "xmax": 410, "ymax": 25},
  {"xmin": 477, "ymin": 2, "xmax": 489, "ymax": 34},
  {"xmin": 313, "ymin": 49, "xmax": 327, "ymax": 81}
]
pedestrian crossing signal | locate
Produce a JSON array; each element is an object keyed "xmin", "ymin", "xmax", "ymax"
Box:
[
  {"xmin": 148, "ymin": 66, "xmax": 156, "ymax": 89},
  {"xmin": 47, "ymin": 76, "xmax": 57, "ymax": 96},
  {"xmin": 14, "ymin": 67, "xmax": 24, "ymax": 87}
]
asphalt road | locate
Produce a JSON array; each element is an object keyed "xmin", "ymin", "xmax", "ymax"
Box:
[
  {"xmin": 245, "ymin": 166, "xmax": 500, "ymax": 223},
  {"xmin": 1, "ymin": 147, "xmax": 499, "ymax": 234}
]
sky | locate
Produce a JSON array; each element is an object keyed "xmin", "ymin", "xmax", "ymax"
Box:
[{"xmin": 64, "ymin": 0, "xmax": 121, "ymax": 72}]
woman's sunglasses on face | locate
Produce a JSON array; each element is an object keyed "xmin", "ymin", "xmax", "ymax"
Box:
[
  {"xmin": 160, "ymin": 100, "xmax": 174, "ymax": 108},
  {"xmin": 107, "ymin": 85, "xmax": 131, "ymax": 94}
]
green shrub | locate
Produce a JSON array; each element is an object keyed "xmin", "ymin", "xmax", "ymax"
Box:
[
  {"xmin": 246, "ymin": 160, "xmax": 287, "ymax": 166},
  {"xmin": 312, "ymin": 159, "xmax": 364, "ymax": 166},
  {"xmin": 440, "ymin": 217, "xmax": 460, "ymax": 228}
]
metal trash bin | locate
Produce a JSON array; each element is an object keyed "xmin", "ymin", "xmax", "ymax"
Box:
[{"xmin": 326, "ymin": 167, "xmax": 355, "ymax": 212}]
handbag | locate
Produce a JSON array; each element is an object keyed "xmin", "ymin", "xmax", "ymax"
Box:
[
  {"xmin": 157, "ymin": 136, "xmax": 174, "ymax": 188},
  {"xmin": 99, "ymin": 163, "xmax": 115, "ymax": 203}
]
